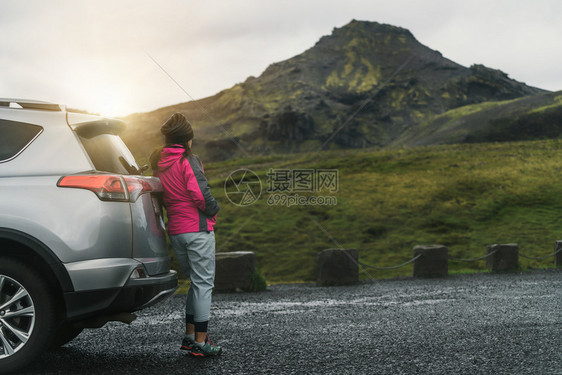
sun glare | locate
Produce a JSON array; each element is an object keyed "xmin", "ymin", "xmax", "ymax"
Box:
[{"xmin": 92, "ymin": 92, "xmax": 130, "ymax": 118}]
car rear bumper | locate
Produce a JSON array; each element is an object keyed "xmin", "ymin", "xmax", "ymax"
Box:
[
  {"xmin": 64, "ymin": 270, "xmax": 178, "ymax": 321},
  {"xmin": 113, "ymin": 271, "xmax": 179, "ymax": 312}
]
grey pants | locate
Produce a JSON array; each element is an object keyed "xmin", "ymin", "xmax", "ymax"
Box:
[{"xmin": 170, "ymin": 231, "xmax": 215, "ymax": 323}]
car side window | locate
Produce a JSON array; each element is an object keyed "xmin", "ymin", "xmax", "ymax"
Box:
[{"xmin": 0, "ymin": 119, "xmax": 43, "ymax": 162}]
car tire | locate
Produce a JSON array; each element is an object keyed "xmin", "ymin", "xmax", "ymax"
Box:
[
  {"xmin": 0, "ymin": 257, "xmax": 58, "ymax": 374},
  {"xmin": 51, "ymin": 323, "xmax": 83, "ymax": 349}
]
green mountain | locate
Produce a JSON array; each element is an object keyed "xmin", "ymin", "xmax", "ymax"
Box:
[
  {"xmin": 121, "ymin": 20, "xmax": 546, "ymax": 161},
  {"xmin": 393, "ymin": 90, "xmax": 562, "ymax": 146}
]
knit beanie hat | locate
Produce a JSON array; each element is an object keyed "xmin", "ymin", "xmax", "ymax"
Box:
[{"xmin": 160, "ymin": 113, "xmax": 194, "ymax": 143}]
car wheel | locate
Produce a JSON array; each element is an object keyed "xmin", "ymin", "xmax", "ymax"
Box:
[
  {"xmin": 51, "ymin": 323, "xmax": 83, "ymax": 348},
  {"xmin": 0, "ymin": 258, "xmax": 57, "ymax": 374}
]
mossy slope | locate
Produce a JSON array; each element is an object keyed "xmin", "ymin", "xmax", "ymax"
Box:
[{"xmin": 204, "ymin": 139, "xmax": 562, "ymax": 282}]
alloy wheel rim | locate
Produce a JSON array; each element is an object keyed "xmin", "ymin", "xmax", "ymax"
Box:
[{"xmin": 0, "ymin": 275, "xmax": 36, "ymax": 359}]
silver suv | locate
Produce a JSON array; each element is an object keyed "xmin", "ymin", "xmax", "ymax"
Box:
[{"xmin": 0, "ymin": 99, "xmax": 177, "ymax": 373}]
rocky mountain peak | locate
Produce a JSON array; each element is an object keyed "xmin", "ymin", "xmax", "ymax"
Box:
[
  {"xmin": 122, "ymin": 20, "xmax": 546, "ymax": 161},
  {"xmin": 330, "ymin": 19, "xmax": 415, "ymax": 41}
]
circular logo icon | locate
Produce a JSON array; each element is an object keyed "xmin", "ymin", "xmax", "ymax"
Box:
[{"xmin": 224, "ymin": 169, "xmax": 262, "ymax": 206}]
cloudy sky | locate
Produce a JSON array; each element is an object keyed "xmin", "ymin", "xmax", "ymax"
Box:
[{"xmin": 1, "ymin": 0, "xmax": 560, "ymax": 116}]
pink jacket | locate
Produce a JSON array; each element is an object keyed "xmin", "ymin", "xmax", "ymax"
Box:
[{"xmin": 156, "ymin": 147, "xmax": 219, "ymax": 234}]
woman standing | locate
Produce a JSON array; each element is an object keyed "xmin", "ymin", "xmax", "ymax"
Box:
[{"xmin": 152, "ymin": 113, "xmax": 221, "ymax": 357}]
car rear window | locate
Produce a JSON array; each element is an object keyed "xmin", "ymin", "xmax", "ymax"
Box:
[
  {"xmin": 0, "ymin": 119, "xmax": 43, "ymax": 162},
  {"xmin": 79, "ymin": 133, "xmax": 141, "ymax": 175}
]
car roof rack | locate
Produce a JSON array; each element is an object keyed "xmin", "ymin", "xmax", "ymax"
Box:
[{"xmin": 0, "ymin": 98, "xmax": 65, "ymax": 112}]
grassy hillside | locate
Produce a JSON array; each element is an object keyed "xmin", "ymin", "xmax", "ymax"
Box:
[
  {"xmin": 181, "ymin": 139, "xmax": 562, "ymax": 282},
  {"xmin": 394, "ymin": 91, "xmax": 562, "ymax": 146}
]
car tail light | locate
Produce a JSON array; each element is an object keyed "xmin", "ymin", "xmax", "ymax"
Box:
[
  {"xmin": 123, "ymin": 176, "xmax": 152, "ymax": 202},
  {"xmin": 57, "ymin": 175, "xmax": 160, "ymax": 202}
]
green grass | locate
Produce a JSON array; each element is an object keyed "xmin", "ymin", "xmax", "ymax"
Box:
[
  {"xmin": 433, "ymin": 98, "xmax": 523, "ymax": 127},
  {"xmin": 248, "ymin": 271, "xmax": 268, "ymax": 291},
  {"xmin": 528, "ymin": 94, "xmax": 562, "ymax": 114},
  {"xmin": 175, "ymin": 279, "xmax": 191, "ymax": 295},
  {"xmin": 197, "ymin": 139, "xmax": 562, "ymax": 282}
]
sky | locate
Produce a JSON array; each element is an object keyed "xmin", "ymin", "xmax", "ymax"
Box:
[{"xmin": 1, "ymin": 0, "xmax": 561, "ymax": 117}]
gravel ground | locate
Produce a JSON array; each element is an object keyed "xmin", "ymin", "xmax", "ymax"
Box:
[{"xmin": 20, "ymin": 269, "xmax": 561, "ymax": 375}]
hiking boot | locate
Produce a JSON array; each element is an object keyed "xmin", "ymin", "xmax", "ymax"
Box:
[
  {"xmin": 189, "ymin": 340, "xmax": 222, "ymax": 357},
  {"xmin": 181, "ymin": 334, "xmax": 214, "ymax": 351},
  {"xmin": 180, "ymin": 337, "xmax": 195, "ymax": 351}
]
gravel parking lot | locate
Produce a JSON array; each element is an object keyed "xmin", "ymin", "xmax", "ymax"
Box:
[{"xmin": 20, "ymin": 269, "xmax": 561, "ymax": 375}]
